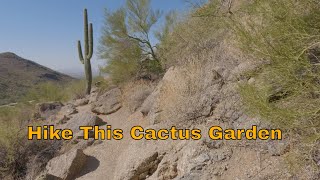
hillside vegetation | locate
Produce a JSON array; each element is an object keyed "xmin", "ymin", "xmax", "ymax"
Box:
[
  {"xmin": 163, "ymin": 0, "xmax": 320, "ymax": 174},
  {"xmin": 96, "ymin": 0, "xmax": 319, "ymax": 175}
]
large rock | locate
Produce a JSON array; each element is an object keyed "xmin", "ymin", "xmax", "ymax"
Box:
[
  {"xmin": 33, "ymin": 102, "xmax": 64, "ymax": 120},
  {"xmin": 88, "ymin": 87, "xmax": 99, "ymax": 104},
  {"xmin": 47, "ymin": 104, "xmax": 77, "ymax": 124},
  {"xmin": 45, "ymin": 149, "xmax": 87, "ymax": 180},
  {"xmin": 59, "ymin": 104, "xmax": 77, "ymax": 117},
  {"xmin": 91, "ymin": 88, "xmax": 122, "ymax": 115},
  {"xmin": 117, "ymin": 152, "xmax": 164, "ymax": 180},
  {"xmin": 73, "ymin": 98, "xmax": 89, "ymax": 107},
  {"xmin": 63, "ymin": 112, "xmax": 105, "ymax": 133},
  {"xmin": 140, "ymin": 89, "xmax": 158, "ymax": 116},
  {"xmin": 146, "ymin": 66, "xmax": 223, "ymax": 125}
]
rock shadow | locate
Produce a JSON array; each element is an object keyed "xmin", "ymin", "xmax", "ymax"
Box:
[{"xmin": 76, "ymin": 156, "xmax": 100, "ymax": 178}]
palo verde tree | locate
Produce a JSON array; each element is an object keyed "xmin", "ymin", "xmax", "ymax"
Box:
[
  {"xmin": 99, "ymin": 0, "xmax": 173, "ymax": 83},
  {"xmin": 78, "ymin": 9, "xmax": 93, "ymax": 95}
]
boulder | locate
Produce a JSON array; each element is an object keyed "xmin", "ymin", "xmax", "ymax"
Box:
[
  {"xmin": 47, "ymin": 104, "xmax": 78, "ymax": 124},
  {"xmin": 60, "ymin": 139, "xmax": 95, "ymax": 154},
  {"xmin": 59, "ymin": 104, "xmax": 77, "ymax": 116},
  {"xmin": 73, "ymin": 98, "xmax": 89, "ymax": 107},
  {"xmin": 118, "ymin": 152, "xmax": 163, "ymax": 180},
  {"xmin": 45, "ymin": 149, "xmax": 87, "ymax": 180},
  {"xmin": 91, "ymin": 88, "xmax": 122, "ymax": 115},
  {"xmin": 33, "ymin": 102, "xmax": 64, "ymax": 120},
  {"xmin": 63, "ymin": 112, "xmax": 105, "ymax": 133},
  {"xmin": 88, "ymin": 91, "xmax": 99, "ymax": 104},
  {"xmin": 140, "ymin": 87, "xmax": 158, "ymax": 116}
]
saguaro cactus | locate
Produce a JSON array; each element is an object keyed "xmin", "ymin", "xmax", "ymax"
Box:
[{"xmin": 78, "ymin": 9, "xmax": 93, "ymax": 95}]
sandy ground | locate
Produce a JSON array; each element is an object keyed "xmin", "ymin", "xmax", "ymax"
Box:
[{"xmin": 75, "ymin": 105, "xmax": 148, "ymax": 180}]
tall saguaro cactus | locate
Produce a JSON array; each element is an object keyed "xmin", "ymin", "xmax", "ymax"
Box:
[{"xmin": 78, "ymin": 9, "xmax": 93, "ymax": 95}]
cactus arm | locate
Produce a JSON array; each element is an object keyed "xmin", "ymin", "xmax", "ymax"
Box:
[
  {"xmin": 87, "ymin": 23, "xmax": 93, "ymax": 60},
  {"xmin": 78, "ymin": 41, "xmax": 84, "ymax": 64},
  {"xmin": 84, "ymin": 9, "xmax": 89, "ymax": 58}
]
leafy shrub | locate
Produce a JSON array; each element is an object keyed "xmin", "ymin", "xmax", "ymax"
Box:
[
  {"xmin": 99, "ymin": 0, "xmax": 178, "ymax": 83},
  {"xmin": 161, "ymin": 0, "xmax": 320, "ymax": 175},
  {"xmin": 231, "ymin": 0, "xmax": 320, "ymax": 173},
  {"xmin": 23, "ymin": 82, "xmax": 68, "ymax": 103},
  {"xmin": 0, "ymin": 104, "xmax": 55, "ymax": 179},
  {"xmin": 234, "ymin": 0, "xmax": 320, "ymax": 132},
  {"xmin": 65, "ymin": 79, "xmax": 87, "ymax": 100},
  {"xmin": 92, "ymin": 76, "xmax": 111, "ymax": 93}
]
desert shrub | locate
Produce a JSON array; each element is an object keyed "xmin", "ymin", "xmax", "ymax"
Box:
[
  {"xmin": 0, "ymin": 107, "xmax": 26, "ymax": 177},
  {"xmin": 22, "ymin": 77, "xmax": 110, "ymax": 102},
  {"xmin": 157, "ymin": 4, "xmax": 227, "ymax": 68},
  {"xmin": 230, "ymin": 0, "xmax": 320, "ymax": 174},
  {"xmin": 122, "ymin": 80, "xmax": 154, "ymax": 113},
  {"xmin": 64, "ymin": 79, "xmax": 87, "ymax": 100},
  {"xmin": 92, "ymin": 76, "xmax": 111, "ymax": 94},
  {"xmin": 99, "ymin": 0, "xmax": 178, "ymax": 83},
  {"xmin": 160, "ymin": 0, "xmax": 320, "ymax": 174},
  {"xmin": 23, "ymin": 82, "xmax": 68, "ymax": 103},
  {"xmin": 62, "ymin": 76, "xmax": 110, "ymax": 100},
  {"xmin": 0, "ymin": 104, "xmax": 61, "ymax": 179},
  {"xmin": 234, "ymin": 0, "xmax": 320, "ymax": 135}
]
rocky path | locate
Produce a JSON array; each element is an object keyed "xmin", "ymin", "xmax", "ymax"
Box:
[{"xmin": 75, "ymin": 104, "xmax": 148, "ymax": 180}]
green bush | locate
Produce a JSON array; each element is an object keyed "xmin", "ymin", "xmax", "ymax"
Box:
[
  {"xmin": 161, "ymin": 0, "xmax": 320, "ymax": 173},
  {"xmin": 23, "ymin": 82, "xmax": 68, "ymax": 103},
  {"xmin": 234, "ymin": 0, "xmax": 320, "ymax": 131},
  {"xmin": 99, "ymin": 0, "xmax": 178, "ymax": 83},
  {"xmin": 92, "ymin": 76, "xmax": 111, "ymax": 93},
  {"xmin": 65, "ymin": 79, "xmax": 87, "ymax": 100},
  {"xmin": 0, "ymin": 105, "xmax": 31, "ymax": 179},
  {"xmin": 231, "ymin": 0, "xmax": 320, "ymax": 173}
]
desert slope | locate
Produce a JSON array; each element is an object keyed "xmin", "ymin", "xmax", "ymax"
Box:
[{"xmin": 0, "ymin": 52, "xmax": 74, "ymax": 105}]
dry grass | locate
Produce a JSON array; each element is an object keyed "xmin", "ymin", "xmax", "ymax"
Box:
[
  {"xmin": 157, "ymin": 0, "xmax": 320, "ymax": 176},
  {"xmin": 122, "ymin": 80, "xmax": 155, "ymax": 113}
]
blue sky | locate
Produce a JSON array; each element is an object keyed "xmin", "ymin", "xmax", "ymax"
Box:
[{"xmin": 0, "ymin": 0, "xmax": 188, "ymax": 77}]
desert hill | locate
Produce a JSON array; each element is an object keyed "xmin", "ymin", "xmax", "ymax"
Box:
[{"xmin": 0, "ymin": 52, "xmax": 74, "ymax": 105}]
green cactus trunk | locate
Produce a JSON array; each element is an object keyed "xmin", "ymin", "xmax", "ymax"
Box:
[{"xmin": 78, "ymin": 9, "xmax": 93, "ymax": 95}]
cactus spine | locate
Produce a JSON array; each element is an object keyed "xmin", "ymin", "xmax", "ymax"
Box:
[{"xmin": 78, "ymin": 9, "xmax": 93, "ymax": 95}]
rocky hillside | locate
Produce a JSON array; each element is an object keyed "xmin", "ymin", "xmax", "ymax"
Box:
[
  {"xmin": 7, "ymin": 0, "xmax": 319, "ymax": 179},
  {"xmin": 26, "ymin": 40, "xmax": 317, "ymax": 180},
  {"xmin": 0, "ymin": 52, "xmax": 74, "ymax": 105}
]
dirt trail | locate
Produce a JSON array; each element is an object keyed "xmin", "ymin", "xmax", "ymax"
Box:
[{"xmin": 75, "ymin": 104, "xmax": 148, "ymax": 180}]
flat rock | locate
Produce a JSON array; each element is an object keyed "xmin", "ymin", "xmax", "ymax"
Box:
[{"xmin": 63, "ymin": 112, "xmax": 105, "ymax": 133}]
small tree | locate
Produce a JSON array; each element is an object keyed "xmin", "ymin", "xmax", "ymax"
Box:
[{"xmin": 99, "ymin": 0, "xmax": 168, "ymax": 83}]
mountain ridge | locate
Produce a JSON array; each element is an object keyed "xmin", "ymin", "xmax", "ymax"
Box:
[{"xmin": 0, "ymin": 52, "xmax": 75, "ymax": 105}]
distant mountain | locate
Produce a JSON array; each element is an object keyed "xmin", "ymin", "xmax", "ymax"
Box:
[{"xmin": 0, "ymin": 52, "xmax": 75, "ymax": 105}]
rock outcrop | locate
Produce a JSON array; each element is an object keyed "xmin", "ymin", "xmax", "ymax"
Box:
[
  {"xmin": 33, "ymin": 102, "xmax": 64, "ymax": 120},
  {"xmin": 63, "ymin": 112, "xmax": 105, "ymax": 133},
  {"xmin": 27, "ymin": 40, "xmax": 298, "ymax": 180},
  {"xmin": 24, "ymin": 21, "xmax": 316, "ymax": 180},
  {"xmin": 43, "ymin": 149, "xmax": 87, "ymax": 180},
  {"xmin": 91, "ymin": 88, "xmax": 122, "ymax": 115}
]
